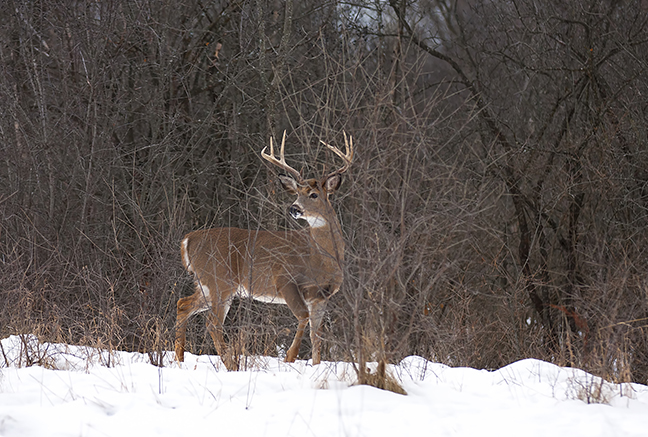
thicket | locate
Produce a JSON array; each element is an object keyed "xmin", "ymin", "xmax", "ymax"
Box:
[{"xmin": 1, "ymin": 0, "xmax": 647, "ymax": 383}]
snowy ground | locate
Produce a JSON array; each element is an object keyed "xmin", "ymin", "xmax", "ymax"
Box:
[{"xmin": 1, "ymin": 335, "xmax": 647, "ymax": 436}]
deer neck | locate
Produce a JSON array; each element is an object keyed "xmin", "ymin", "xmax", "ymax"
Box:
[{"xmin": 306, "ymin": 210, "xmax": 345, "ymax": 266}]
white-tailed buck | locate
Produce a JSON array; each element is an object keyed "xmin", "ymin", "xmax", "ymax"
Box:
[{"xmin": 175, "ymin": 131, "xmax": 353, "ymax": 370}]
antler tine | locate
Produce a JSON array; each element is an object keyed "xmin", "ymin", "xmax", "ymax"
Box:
[
  {"xmin": 261, "ymin": 130, "xmax": 303, "ymax": 181},
  {"xmin": 321, "ymin": 131, "xmax": 354, "ymax": 177}
]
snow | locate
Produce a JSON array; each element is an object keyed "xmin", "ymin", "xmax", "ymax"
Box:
[{"xmin": 1, "ymin": 335, "xmax": 647, "ymax": 436}]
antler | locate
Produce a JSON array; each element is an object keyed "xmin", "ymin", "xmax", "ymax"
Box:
[
  {"xmin": 320, "ymin": 131, "xmax": 354, "ymax": 178},
  {"xmin": 261, "ymin": 130, "xmax": 303, "ymax": 182}
]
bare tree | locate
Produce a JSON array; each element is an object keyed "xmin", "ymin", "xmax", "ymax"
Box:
[{"xmin": 1, "ymin": 0, "xmax": 647, "ymax": 383}]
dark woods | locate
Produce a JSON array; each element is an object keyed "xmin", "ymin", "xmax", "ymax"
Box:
[{"xmin": 1, "ymin": 0, "xmax": 648, "ymax": 382}]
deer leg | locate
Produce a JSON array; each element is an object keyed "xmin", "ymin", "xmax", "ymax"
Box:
[
  {"xmin": 175, "ymin": 291, "xmax": 206, "ymax": 362},
  {"xmin": 308, "ymin": 299, "xmax": 327, "ymax": 365},
  {"xmin": 286, "ymin": 317, "xmax": 309, "ymax": 363},
  {"xmin": 282, "ymin": 283, "xmax": 309, "ymax": 363},
  {"xmin": 206, "ymin": 309, "xmax": 236, "ymax": 370},
  {"xmin": 174, "ymin": 298, "xmax": 190, "ymax": 362},
  {"xmin": 206, "ymin": 295, "xmax": 235, "ymax": 370}
]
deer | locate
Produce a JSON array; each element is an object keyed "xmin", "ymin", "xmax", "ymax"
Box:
[{"xmin": 175, "ymin": 131, "xmax": 353, "ymax": 370}]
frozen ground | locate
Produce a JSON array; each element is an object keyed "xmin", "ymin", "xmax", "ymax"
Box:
[{"xmin": 1, "ymin": 334, "xmax": 647, "ymax": 436}]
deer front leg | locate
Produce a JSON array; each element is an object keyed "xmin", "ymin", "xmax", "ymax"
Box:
[
  {"xmin": 308, "ymin": 299, "xmax": 327, "ymax": 365},
  {"xmin": 283, "ymin": 283, "xmax": 309, "ymax": 363}
]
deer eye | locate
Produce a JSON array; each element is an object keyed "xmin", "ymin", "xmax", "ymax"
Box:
[{"xmin": 309, "ymin": 192, "xmax": 319, "ymax": 199}]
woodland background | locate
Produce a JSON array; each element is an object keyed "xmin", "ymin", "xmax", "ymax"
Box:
[{"xmin": 2, "ymin": 0, "xmax": 648, "ymax": 383}]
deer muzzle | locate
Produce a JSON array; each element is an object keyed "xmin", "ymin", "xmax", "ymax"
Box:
[{"xmin": 289, "ymin": 204, "xmax": 303, "ymax": 220}]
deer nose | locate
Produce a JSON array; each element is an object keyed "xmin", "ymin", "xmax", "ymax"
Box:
[{"xmin": 289, "ymin": 204, "xmax": 303, "ymax": 219}]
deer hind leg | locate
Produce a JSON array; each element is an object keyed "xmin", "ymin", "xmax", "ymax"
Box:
[
  {"xmin": 174, "ymin": 298, "xmax": 190, "ymax": 362},
  {"xmin": 175, "ymin": 286, "xmax": 210, "ymax": 362},
  {"xmin": 286, "ymin": 317, "xmax": 308, "ymax": 363},
  {"xmin": 206, "ymin": 293, "xmax": 236, "ymax": 370}
]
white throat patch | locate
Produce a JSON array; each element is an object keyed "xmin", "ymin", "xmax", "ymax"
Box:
[{"xmin": 303, "ymin": 214, "xmax": 327, "ymax": 228}]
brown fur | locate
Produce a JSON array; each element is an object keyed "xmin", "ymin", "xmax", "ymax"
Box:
[{"xmin": 175, "ymin": 133, "xmax": 352, "ymax": 370}]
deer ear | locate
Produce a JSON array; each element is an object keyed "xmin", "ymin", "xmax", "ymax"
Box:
[
  {"xmin": 278, "ymin": 175, "xmax": 299, "ymax": 194},
  {"xmin": 325, "ymin": 174, "xmax": 342, "ymax": 194}
]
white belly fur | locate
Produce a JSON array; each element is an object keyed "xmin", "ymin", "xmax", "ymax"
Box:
[{"xmin": 236, "ymin": 285, "xmax": 287, "ymax": 305}]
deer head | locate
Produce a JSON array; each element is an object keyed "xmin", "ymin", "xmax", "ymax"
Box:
[{"xmin": 261, "ymin": 130, "xmax": 353, "ymax": 229}]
